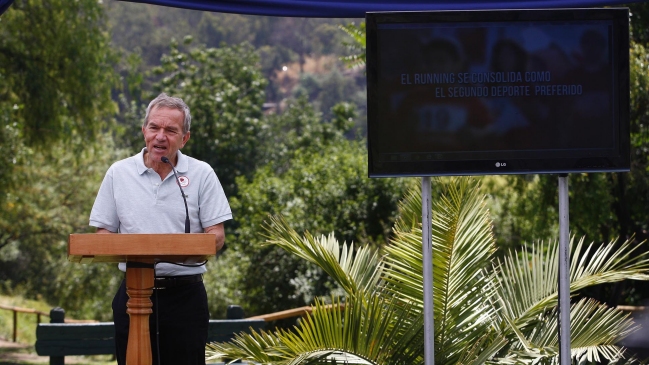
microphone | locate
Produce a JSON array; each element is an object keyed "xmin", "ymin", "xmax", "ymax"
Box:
[{"xmin": 161, "ymin": 156, "xmax": 190, "ymax": 233}]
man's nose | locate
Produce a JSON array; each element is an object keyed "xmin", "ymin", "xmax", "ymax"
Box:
[{"xmin": 155, "ymin": 130, "xmax": 166, "ymax": 140}]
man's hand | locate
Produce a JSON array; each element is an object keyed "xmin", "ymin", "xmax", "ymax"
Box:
[
  {"xmin": 96, "ymin": 228, "xmax": 115, "ymax": 234},
  {"xmin": 204, "ymin": 223, "xmax": 225, "ymax": 253}
]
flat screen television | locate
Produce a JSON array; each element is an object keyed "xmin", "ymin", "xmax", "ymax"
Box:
[{"xmin": 366, "ymin": 8, "xmax": 630, "ymax": 177}]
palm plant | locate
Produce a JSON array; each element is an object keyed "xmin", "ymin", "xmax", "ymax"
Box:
[
  {"xmin": 207, "ymin": 177, "xmax": 649, "ymax": 365},
  {"xmin": 338, "ymin": 22, "xmax": 366, "ymax": 70}
]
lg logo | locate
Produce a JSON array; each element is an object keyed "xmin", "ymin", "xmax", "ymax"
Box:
[{"xmin": 495, "ymin": 162, "xmax": 507, "ymax": 167}]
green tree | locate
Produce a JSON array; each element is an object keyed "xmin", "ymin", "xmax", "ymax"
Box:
[
  {"xmin": 230, "ymin": 136, "xmax": 410, "ymax": 317},
  {"xmin": 208, "ymin": 178, "xmax": 649, "ymax": 364},
  {"xmin": 105, "ymin": 1, "xmax": 203, "ymax": 67},
  {"xmin": 0, "ymin": 0, "xmax": 113, "ymax": 237},
  {"xmin": 0, "ymin": 0, "xmax": 115, "ymax": 147},
  {"xmin": 293, "ymin": 69, "xmax": 366, "ymax": 124},
  {"xmin": 0, "ymin": 0, "xmax": 120, "ymax": 319},
  {"xmin": 197, "ymin": 12, "xmax": 270, "ymax": 49},
  {"xmin": 629, "ymin": 2, "xmax": 649, "ymax": 45},
  {"xmin": 0, "ymin": 135, "xmax": 126, "ymax": 319},
  {"xmin": 195, "ymin": 98, "xmax": 408, "ymax": 319},
  {"xmin": 0, "ymin": 0, "xmax": 116, "ymax": 230}
]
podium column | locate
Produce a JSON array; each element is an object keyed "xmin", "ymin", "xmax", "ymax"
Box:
[{"xmin": 125, "ymin": 261, "xmax": 155, "ymax": 365}]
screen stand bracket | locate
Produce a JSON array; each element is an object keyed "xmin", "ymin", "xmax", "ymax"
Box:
[
  {"xmin": 558, "ymin": 173, "xmax": 571, "ymax": 365},
  {"xmin": 422, "ymin": 177, "xmax": 435, "ymax": 365}
]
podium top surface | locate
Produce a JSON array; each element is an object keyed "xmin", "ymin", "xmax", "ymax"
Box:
[{"xmin": 68, "ymin": 233, "xmax": 216, "ymax": 264}]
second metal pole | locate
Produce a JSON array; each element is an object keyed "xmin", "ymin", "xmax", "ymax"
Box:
[
  {"xmin": 422, "ymin": 177, "xmax": 435, "ymax": 365},
  {"xmin": 558, "ymin": 174, "xmax": 571, "ymax": 365}
]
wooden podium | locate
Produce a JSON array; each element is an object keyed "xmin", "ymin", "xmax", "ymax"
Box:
[{"xmin": 68, "ymin": 233, "xmax": 216, "ymax": 365}]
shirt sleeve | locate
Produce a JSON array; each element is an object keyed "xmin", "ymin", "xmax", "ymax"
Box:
[
  {"xmin": 89, "ymin": 167, "xmax": 120, "ymax": 232},
  {"xmin": 198, "ymin": 167, "xmax": 232, "ymax": 228}
]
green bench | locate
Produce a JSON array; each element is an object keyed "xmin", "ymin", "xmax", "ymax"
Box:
[{"xmin": 35, "ymin": 306, "xmax": 265, "ymax": 365}]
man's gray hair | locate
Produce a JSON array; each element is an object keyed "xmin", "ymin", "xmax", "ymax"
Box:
[{"xmin": 143, "ymin": 93, "xmax": 192, "ymax": 134}]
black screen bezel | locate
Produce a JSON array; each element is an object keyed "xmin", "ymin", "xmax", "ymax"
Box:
[{"xmin": 366, "ymin": 8, "xmax": 630, "ymax": 177}]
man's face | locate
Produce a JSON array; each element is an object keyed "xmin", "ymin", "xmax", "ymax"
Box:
[{"xmin": 142, "ymin": 106, "xmax": 190, "ymax": 164}]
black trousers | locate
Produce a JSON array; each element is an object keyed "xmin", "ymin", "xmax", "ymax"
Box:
[{"xmin": 112, "ymin": 279, "xmax": 209, "ymax": 365}]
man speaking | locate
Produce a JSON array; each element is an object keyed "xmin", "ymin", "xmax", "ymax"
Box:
[{"xmin": 89, "ymin": 93, "xmax": 232, "ymax": 365}]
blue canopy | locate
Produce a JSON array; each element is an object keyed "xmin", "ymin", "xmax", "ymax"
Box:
[
  {"xmin": 0, "ymin": 0, "xmax": 640, "ymax": 17},
  {"xmin": 0, "ymin": 0, "xmax": 11, "ymax": 15}
]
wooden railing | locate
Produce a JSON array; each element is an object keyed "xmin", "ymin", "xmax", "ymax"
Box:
[
  {"xmin": 0, "ymin": 304, "xmax": 95, "ymax": 342},
  {"xmin": 616, "ymin": 305, "xmax": 647, "ymax": 312},
  {"xmin": 249, "ymin": 303, "xmax": 345, "ymax": 322},
  {"xmin": 0, "ymin": 304, "xmax": 48, "ymax": 342}
]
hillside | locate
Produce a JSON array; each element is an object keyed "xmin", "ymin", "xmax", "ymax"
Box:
[{"xmin": 104, "ymin": 0, "xmax": 368, "ymax": 129}]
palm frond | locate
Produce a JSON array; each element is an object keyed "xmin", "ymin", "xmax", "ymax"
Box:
[
  {"xmin": 382, "ymin": 177, "xmax": 498, "ymax": 364},
  {"xmin": 339, "ymin": 22, "xmax": 366, "ymax": 69},
  {"xmin": 264, "ymin": 215, "xmax": 384, "ymax": 296},
  {"xmin": 490, "ymin": 236, "xmax": 649, "ymax": 331},
  {"xmin": 570, "ymin": 299, "xmax": 637, "ymax": 350},
  {"xmin": 496, "ymin": 299, "xmax": 638, "ymax": 364},
  {"xmin": 528, "ymin": 299, "xmax": 635, "ymax": 351},
  {"xmin": 570, "ymin": 236, "xmax": 649, "ymax": 288},
  {"xmin": 393, "ymin": 186, "xmax": 424, "ymax": 232},
  {"xmin": 457, "ymin": 330, "xmax": 510, "ymax": 365},
  {"xmin": 278, "ymin": 295, "xmax": 423, "ymax": 365},
  {"xmin": 206, "ymin": 327, "xmax": 287, "ymax": 364},
  {"xmin": 489, "ymin": 240, "xmax": 559, "ymax": 327}
]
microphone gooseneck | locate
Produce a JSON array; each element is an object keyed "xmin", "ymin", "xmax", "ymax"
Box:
[{"xmin": 161, "ymin": 156, "xmax": 190, "ymax": 233}]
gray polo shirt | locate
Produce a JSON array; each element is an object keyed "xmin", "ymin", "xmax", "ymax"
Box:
[{"xmin": 89, "ymin": 148, "xmax": 232, "ymax": 276}]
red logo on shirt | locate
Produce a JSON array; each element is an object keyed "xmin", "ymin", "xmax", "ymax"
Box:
[{"xmin": 178, "ymin": 176, "xmax": 189, "ymax": 187}]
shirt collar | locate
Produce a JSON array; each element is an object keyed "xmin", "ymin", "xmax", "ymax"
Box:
[
  {"xmin": 176, "ymin": 150, "xmax": 189, "ymax": 173},
  {"xmin": 136, "ymin": 148, "xmax": 148, "ymax": 175},
  {"xmin": 136, "ymin": 148, "xmax": 189, "ymax": 175}
]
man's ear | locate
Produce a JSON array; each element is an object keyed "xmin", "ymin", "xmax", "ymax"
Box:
[{"xmin": 182, "ymin": 131, "xmax": 190, "ymax": 147}]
